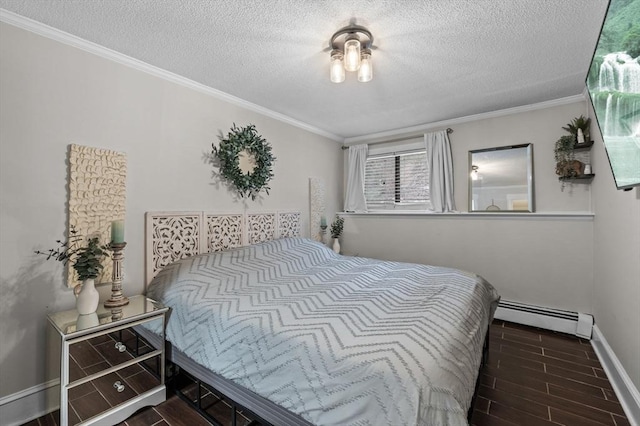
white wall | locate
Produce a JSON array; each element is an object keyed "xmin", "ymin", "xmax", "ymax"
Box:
[
  {"xmin": 341, "ymin": 214, "xmax": 594, "ymax": 312},
  {"xmin": 0, "ymin": 22, "xmax": 343, "ymax": 399},
  {"xmin": 448, "ymin": 102, "xmax": 593, "ymax": 213},
  {"xmin": 589, "ymin": 99, "xmax": 640, "ymax": 391},
  {"xmin": 3, "ymin": 13, "xmax": 638, "ymax": 422},
  {"xmin": 342, "ymin": 101, "xmax": 596, "ymax": 313},
  {"xmin": 342, "ymin": 97, "xmax": 640, "ymax": 398}
]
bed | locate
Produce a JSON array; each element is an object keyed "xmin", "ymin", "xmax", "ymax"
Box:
[{"xmin": 143, "ymin": 211, "xmax": 500, "ymax": 426}]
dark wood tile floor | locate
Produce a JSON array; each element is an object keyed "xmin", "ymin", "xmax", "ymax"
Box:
[
  {"xmin": 24, "ymin": 320, "xmax": 630, "ymax": 426},
  {"xmin": 471, "ymin": 320, "xmax": 630, "ymax": 426}
]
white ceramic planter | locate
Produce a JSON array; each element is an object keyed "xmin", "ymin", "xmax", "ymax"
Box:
[{"xmin": 74, "ymin": 278, "xmax": 99, "ymax": 315}]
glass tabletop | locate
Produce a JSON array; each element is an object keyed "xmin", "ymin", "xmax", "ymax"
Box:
[{"xmin": 47, "ymin": 295, "xmax": 167, "ymax": 338}]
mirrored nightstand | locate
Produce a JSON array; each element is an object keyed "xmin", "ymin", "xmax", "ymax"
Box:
[{"xmin": 47, "ymin": 295, "xmax": 169, "ymax": 426}]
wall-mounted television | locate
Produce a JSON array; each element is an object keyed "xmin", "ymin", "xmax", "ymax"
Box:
[{"xmin": 585, "ymin": 0, "xmax": 640, "ymax": 190}]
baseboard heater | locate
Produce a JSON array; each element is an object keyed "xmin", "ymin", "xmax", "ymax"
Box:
[{"xmin": 494, "ymin": 300, "xmax": 594, "ymax": 339}]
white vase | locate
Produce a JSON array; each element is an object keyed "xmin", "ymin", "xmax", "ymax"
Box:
[
  {"xmin": 332, "ymin": 238, "xmax": 341, "ymax": 254},
  {"xmin": 74, "ymin": 278, "xmax": 99, "ymax": 315}
]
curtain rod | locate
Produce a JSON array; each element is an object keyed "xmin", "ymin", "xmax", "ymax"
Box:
[{"xmin": 341, "ymin": 128, "xmax": 453, "ymax": 150}]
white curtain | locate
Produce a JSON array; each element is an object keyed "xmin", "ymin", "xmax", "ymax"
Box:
[
  {"xmin": 344, "ymin": 144, "xmax": 368, "ymax": 212},
  {"xmin": 425, "ymin": 130, "xmax": 456, "ymax": 212}
]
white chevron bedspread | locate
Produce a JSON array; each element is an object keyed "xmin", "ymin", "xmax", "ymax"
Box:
[{"xmin": 147, "ymin": 237, "xmax": 500, "ymax": 426}]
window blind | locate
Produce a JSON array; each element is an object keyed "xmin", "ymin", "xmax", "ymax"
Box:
[{"xmin": 364, "ymin": 150, "xmax": 429, "ymax": 208}]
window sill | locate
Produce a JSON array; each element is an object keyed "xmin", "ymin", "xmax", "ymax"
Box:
[{"xmin": 339, "ymin": 211, "xmax": 595, "ymax": 219}]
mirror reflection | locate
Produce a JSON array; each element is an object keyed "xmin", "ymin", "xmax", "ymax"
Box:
[{"xmin": 469, "ymin": 143, "xmax": 534, "ymax": 212}]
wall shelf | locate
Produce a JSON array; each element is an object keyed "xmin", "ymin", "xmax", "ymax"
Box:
[
  {"xmin": 559, "ymin": 173, "xmax": 595, "ymax": 182},
  {"xmin": 556, "ymin": 138, "xmax": 595, "ymax": 184},
  {"xmin": 573, "ymin": 140, "xmax": 594, "ymax": 151}
]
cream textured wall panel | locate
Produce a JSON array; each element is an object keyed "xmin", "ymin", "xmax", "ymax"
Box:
[
  {"xmin": 68, "ymin": 144, "xmax": 126, "ymax": 288},
  {"xmin": 309, "ymin": 177, "xmax": 326, "ymax": 242}
]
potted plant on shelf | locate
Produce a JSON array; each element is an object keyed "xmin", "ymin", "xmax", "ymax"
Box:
[
  {"xmin": 36, "ymin": 227, "xmax": 109, "ymax": 314},
  {"xmin": 555, "ymin": 134, "xmax": 585, "ymax": 188},
  {"xmin": 562, "ymin": 115, "xmax": 591, "ymax": 144},
  {"xmin": 330, "ymin": 216, "xmax": 344, "ymax": 254}
]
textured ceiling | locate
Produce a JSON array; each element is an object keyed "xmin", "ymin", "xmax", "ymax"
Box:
[{"xmin": 0, "ymin": 0, "xmax": 609, "ymax": 140}]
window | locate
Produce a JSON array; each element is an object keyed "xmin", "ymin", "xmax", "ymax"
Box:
[{"xmin": 364, "ymin": 149, "xmax": 429, "ymax": 210}]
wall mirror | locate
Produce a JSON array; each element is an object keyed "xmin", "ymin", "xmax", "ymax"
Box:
[{"xmin": 468, "ymin": 143, "xmax": 534, "ymax": 212}]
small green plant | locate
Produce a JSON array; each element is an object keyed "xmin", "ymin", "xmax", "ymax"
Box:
[
  {"xmin": 36, "ymin": 227, "xmax": 109, "ymax": 281},
  {"xmin": 555, "ymin": 134, "xmax": 580, "ymax": 180},
  {"xmin": 330, "ymin": 216, "xmax": 344, "ymax": 239},
  {"xmin": 562, "ymin": 115, "xmax": 591, "ymax": 142},
  {"xmin": 72, "ymin": 237, "xmax": 109, "ymax": 281},
  {"xmin": 554, "ymin": 135, "xmax": 576, "ymax": 165}
]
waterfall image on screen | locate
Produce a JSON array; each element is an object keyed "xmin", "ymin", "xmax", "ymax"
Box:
[{"xmin": 586, "ymin": 0, "xmax": 640, "ymax": 190}]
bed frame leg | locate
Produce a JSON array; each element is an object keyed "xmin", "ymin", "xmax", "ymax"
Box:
[
  {"xmin": 482, "ymin": 327, "xmax": 490, "ymax": 367},
  {"xmin": 232, "ymin": 403, "xmax": 238, "ymax": 426},
  {"xmin": 169, "ymin": 367, "xmax": 269, "ymax": 426}
]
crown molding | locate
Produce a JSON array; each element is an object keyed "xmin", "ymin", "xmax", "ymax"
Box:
[
  {"xmin": 0, "ymin": 9, "xmax": 344, "ymax": 143},
  {"xmin": 344, "ymin": 94, "xmax": 587, "ymax": 145}
]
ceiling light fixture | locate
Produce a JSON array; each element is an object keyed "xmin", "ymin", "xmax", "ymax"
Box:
[
  {"xmin": 471, "ymin": 165, "xmax": 480, "ymax": 180},
  {"xmin": 330, "ymin": 25, "xmax": 374, "ymax": 83}
]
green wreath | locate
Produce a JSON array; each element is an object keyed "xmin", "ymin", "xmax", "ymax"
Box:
[{"xmin": 212, "ymin": 124, "xmax": 275, "ymax": 200}]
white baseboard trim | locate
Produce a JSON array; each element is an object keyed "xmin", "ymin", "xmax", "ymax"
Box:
[
  {"xmin": 0, "ymin": 379, "xmax": 60, "ymax": 426},
  {"xmin": 493, "ymin": 300, "xmax": 593, "ymax": 338},
  {"xmin": 591, "ymin": 325, "xmax": 640, "ymax": 426}
]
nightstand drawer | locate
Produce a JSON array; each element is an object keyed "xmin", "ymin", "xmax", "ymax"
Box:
[
  {"xmin": 67, "ymin": 354, "xmax": 162, "ymax": 425},
  {"xmin": 108, "ymin": 326, "xmax": 159, "ymax": 357},
  {"xmin": 68, "ymin": 316, "xmax": 163, "ymax": 381}
]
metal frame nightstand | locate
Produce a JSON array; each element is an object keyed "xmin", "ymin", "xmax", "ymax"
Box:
[{"xmin": 47, "ymin": 295, "xmax": 169, "ymax": 426}]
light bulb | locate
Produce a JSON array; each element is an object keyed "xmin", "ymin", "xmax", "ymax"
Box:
[
  {"xmin": 358, "ymin": 49, "xmax": 372, "ymax": 82},
  {"xmin": 330, "ymin": 50, "xmax": 345, "ymax": 83},
  {"xmin": 344, "ymin": 38, "xmax": 361, "ymax": 72}
]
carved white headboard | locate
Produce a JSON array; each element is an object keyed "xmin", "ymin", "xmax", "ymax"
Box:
[{"xmin": 145, "ymin": 211, "xmax": 301, "ymax": 285}]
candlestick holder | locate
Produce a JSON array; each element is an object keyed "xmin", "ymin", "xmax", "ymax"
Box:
[
  {"xmin": 104, "ymin": 242, "xmax": 129, "ymax": 308},
  {"xmin": 320, "ymin": 225, "xmax": 328, "ymax": 244}
]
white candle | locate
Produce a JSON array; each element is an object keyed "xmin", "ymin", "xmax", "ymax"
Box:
[{"xmin": 111, "ymin": 220, "xmax": 125, "ymax": 244}]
